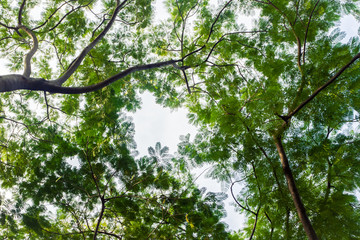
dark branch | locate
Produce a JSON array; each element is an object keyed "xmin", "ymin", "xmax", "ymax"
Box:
[
  {"xmin": 0, "ymin": 60, "xmax": 181, "ymax": 93},
  {"xmin": 288, "ymin": 52, "xmax": 360, "ymax": 118},
  {"xmin": 18, "ymin": 0, "xmax": 27, "ymax": 26},
  {"xmin": 93, "ymin": 203, "xmax": 106, "ymax": 240},
  {"xmin": 303, "ymin": 0, "xmax": 320, "ymax": 64},
  {"xmin": 53, "ymin": 0, "xmax": 129, "ymax": 86},
  {"xmin": 205, "ymin": 0, "xmax": 233, "ymax": 44},
  {"xmin": 19, "ymin": 26, "xmax": 38, "ymax": 77},
  {"xmin": 249, "ymin": 207, "xmax": 261, "ymax": 240}
]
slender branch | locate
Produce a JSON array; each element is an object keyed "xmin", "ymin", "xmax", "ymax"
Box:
[
  {"xmin": 18, "ymin": 0, "xmax": 27, "ymax": 26},
  {"xmin": 19, "ymin": 26, "xmax": 38, "ymax": 77},
  {"xmin": 267, "ymin": 0, "xmax": 303, "ymax": 73},
  {"xmin": 205, "ymin": 0, "xmax": 233, "ymax": 44},
  {"xmin": 85, "ymin": 157, "xmax": 101, "ymax": 198},
  {"xmin": 44, "ymin": 91, "xmax": 50, "ymax": 120},
  {"xmin": 230, "ymin": 181, "xmax": 256, "ymax": 215},
  {"xmin": 177, "ymin": 0, "xmax": 233, "ymax": 64},
  {"xmin": 97, "ymin": 230, "xmax": 122, "ymax": 239},
  {"xmin": 60, "ymin": 202, "xmax": 87, "ymax": 239},
  {"xmin": 33, "ymin": 0, "xmax": 93, "ymax": 31},
  {"xmin": 0, "ymin": 22, "xmax": 17, "ymax": 30},
  {"xmin": 288, "ymin": 52, "xmax": 360, "ymax": 118},
  {"xmin": 249, "ymin": 206, "xmax": 261, "ymax": 240},
  {"xmin": 175, "ymin": 0, "xmax": 186, "ymax": 58},
  {"xmin": 264, "ymin": 212, "xmax": 274, "ymax": 239},
  {"xmin": 93, "ymin": 202, "xmax": 106, "ymax": 240},
  {"xmin": 53, "ymin": 0, "xmax": 128, "ymax": 86},
  {"xmin": 303, "ymin": 0, "xmax": 320, "ymax": 64},
  {"xmin": 182, "ymin": 69, "xmax": 191, "ymax": 94}
]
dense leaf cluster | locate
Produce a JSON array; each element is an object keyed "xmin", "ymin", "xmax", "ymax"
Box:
[{"xmin": 0, "ymin": 0, "xmax": 359, "ymax": 239}]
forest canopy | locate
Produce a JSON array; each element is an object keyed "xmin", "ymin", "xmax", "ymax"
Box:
[{"xmin": 0, "ymin": 0, "xmax": 360, "ymax": 239}]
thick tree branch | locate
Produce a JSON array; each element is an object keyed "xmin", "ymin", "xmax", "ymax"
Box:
[
  {"xmin": 53, "ymin": 0, "xmax": 128, "ymax": 86},
  {"xmin": 19, "ymin": 25, "xmax": 38, "ymax": 77},
  {"xmin": 18, "ymin": 0, "xmax": 27, "ymax": 26},
  {"xmin": 0, "ymin": 59, "xmax": 181, "ymax": 94},
  {"xmin": 273, "ymin": 135, "xmax": 318, "ymax": 240}
]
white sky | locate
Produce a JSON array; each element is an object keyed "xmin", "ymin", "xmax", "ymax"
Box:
[{"xmin": 131, "ymin": 91, "xmax": 245, "ymax": 230}]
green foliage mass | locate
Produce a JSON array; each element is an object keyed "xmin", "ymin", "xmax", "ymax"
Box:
[{"xmin": 0, "ymin": 0, "xmax": 360, "ymax": 239}]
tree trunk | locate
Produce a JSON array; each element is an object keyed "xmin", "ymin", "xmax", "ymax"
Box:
[{"xmin": 273, "ymin": 135, "xmax": 318, "ymax": 240}]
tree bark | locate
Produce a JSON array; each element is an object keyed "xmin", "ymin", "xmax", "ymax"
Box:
[
  {"xmin": 273, "ymin": 135, "xmax": 318, "ymax": 240},
  {"xmin": 0, "ymin": 60, "xmax": 180, "ymax": 94}
]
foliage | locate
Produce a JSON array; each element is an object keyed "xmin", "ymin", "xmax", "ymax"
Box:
[
  {"xmin": 0, "ymin": 90, "xmax": 229, "ymax": 239},
  {"xmin": 0, "ymin": 0, "xmax": 360, "ymax": 239}
]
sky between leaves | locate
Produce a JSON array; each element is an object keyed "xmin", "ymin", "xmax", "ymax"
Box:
[
  {"xmin": 0, "ymin": 0, "xmax": 359, "ymax": 233},
  {"xmin": 0, "ymin": 0, "xmax": 360, "ymax": 236}
]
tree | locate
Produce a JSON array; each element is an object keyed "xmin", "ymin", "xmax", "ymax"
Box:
[
  {"xmin": 0, "ymin": 1, "xmax": 230, "ymax": 238},
  {"xmin": 167, "ymin": 0, "xmax": 360, "ymax": 239},
  {"xmin": 0, "ymin": 74, "xmax": 230, "ymax": 239},
  {"xmin": 0, "ymin": 0, "xmax": 359, "ymax": 239},
  {"xmin": 0, "ymin": 105, "xmax": 230, "ymax": 239}
]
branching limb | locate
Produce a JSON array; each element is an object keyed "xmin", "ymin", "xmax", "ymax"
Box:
[
  {"xmin": 230, "ymin": 180, "xmax": 256, "ymax": 215},
  {"xmin": 205, "ymin": 0, "xmax": 233, "ymax": 44},
  {"xmin": 265, "ymin": 212, "xmax": 274, "ymax": 239},
  {"xmin": 288, "ymin": 52, "xmax": 360, "ymax": 119},
  {"xmin": 0, "ymin": 59, "xmax": 182, "ymax": 93},
  {"xmin": 33, "ymin": 0, "xmax": 94, "ymax": 31},
  {"xmin": 53, "ymin": 0, "xmax": 129, "ymax": 86},
  {"xmin": 0, "ymin": 22, "xmax": 17, "ymax": 30},
  {"xmin": 303, "ymin": 0, "xmax": 320, "ymax": 64},
  {"xmin": 93, "ymin": 202, "xmax": 106, "ymax": 240},
  {"xmin": 18, "ymin": 0, "xmax": 27, "ymax": 26},
  {"xmin": 19, "ymin": 26, "xmax": 38, "ymax": 77}
]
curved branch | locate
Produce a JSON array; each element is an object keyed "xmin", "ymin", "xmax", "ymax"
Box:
[
  {"xmin": 249, "ymin": 207, "xmax": 261, "ymax": 240},
  {"xmin": 34, "ymin": 1, "xmax": 95, "ymax": 32},
  {"xmin": 182, "ymin": 69, "xmax": 191, "ymax": 94},
  {"xmin": 205, "ymin": 0, "xmax": 233, "ymax": 44},
  {"xmin": 31, "ymin": 0, "xmax": 72, "ymax": 31},
  {"xmin": 53, "ymin": 0, "xmax": 128, "ymax": 86},
  {"xmin": 0, "ymin": 22, "xmax": 12, "ymax": 29},
  {"xmin": 0, "ymin": 59, "xmax": 181, "ymax": 93},
  {"xmin": 230, "ymin": 181, "xmax": 256, "ymax": 215},
  {"xmin": 19, "ymin": 26, "xmax": 38, "ymax": 77},
  {"xmin": 18, "ymin": 0, "xmax": 27, "ymax": 26}
]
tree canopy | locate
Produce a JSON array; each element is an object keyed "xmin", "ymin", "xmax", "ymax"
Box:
[{"xmin": 0, "ymin": 0, "xmax": 360, "ymax": 239}]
